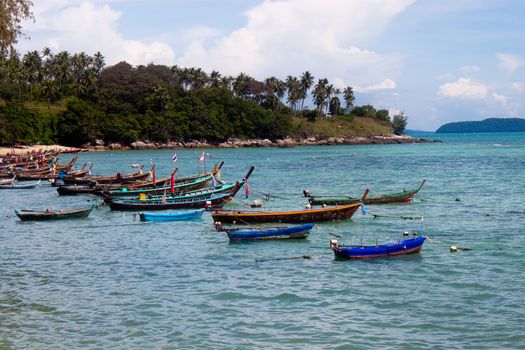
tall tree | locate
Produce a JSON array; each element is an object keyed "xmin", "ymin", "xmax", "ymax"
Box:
[
  {"xmin": 299, "ymin": 71, "xmax": 314, "ymax": 115},
  {"xmin": 0, "ymin": 0, "xmax": 34, "ymax": 59},
  {"xmin": 392, "ymin": 112, "xmax": 408, "ymax": 135},
  {"xmin": 343, "ymin": 86, "xmax": 355, "ymax": 115}
]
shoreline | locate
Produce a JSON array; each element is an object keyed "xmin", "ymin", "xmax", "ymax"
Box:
[{"xmin": 0, "ymin": 134, "xmax": 437, "ymax": 156}]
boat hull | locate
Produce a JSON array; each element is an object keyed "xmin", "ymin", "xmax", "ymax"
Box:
[
  {"xmin": 226, "ymin": 223, "xmax": 315, "ymax": 241},
  {"xmin": 15, "ymin": 206, "xmax": 94, "ymax": 221},
  {"xmin": 212, "ymin": 203, "xmax": 361, "ymax": 224},
  {"xmin": 333, "ymin": 236, "xmax": 426, "ymax": 259},
  {"xmin": 139, "ymin": 210, "xmax": 204, "ymax": 222},
  {"xmin": 308, "ymin": 180, "xmax": 425, "ymax": 206}
]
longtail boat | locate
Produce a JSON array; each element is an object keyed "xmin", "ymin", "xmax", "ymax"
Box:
[
  {"xmin": 224, "ymin": 223, "xmax": 315, "ymax": 241},
  {"xmin": 102, "ymin": 175, "xmax": 213, "ymax": 197},
  {"xmin": 107, "ymin": 181, "xmax": 242, "ymax": 203},
  {"xmin": 212, "ymin": 189, "xmax": 368, "ymax": 224},
  {"xmin": 330, "ymin": 235, "xmax": 426, "ymax": 259},
  {"xmin": 107, "ymin": 166, "xmax": 253, "ymax": 202},
  {"xmin": 98, "ymin": 162, "xmax": 224, "ymax": 194},
  {"xmin": 57, "ymin": 185, "xmax": 96, "ymax": 196},
  {"xmin": 307, "ymin": 180, "xmax": 426, "ymax": 206},
  {"xmin": 109, "ymin": 193, "xmax": 230, "ymax": 211},
  {"xmin": 139, "ymin": 209, "xmax": 204, "ymax": 222},
  {"xmin": 0, "ymin": 180, "xmax": 41, "ymax": 189},
  {"xmin": 63, "ymin": 169, "xmax": 149, "ymax": 185},
  {"xmin": 14, "ymin": 205, "xmax": 94, "ymax": 221},
  {"xmin": 0, "ymin": 176, "xmax": 16, "ymax": 185}
]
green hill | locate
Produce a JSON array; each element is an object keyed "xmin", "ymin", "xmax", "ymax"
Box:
[{"xmin": 436, "ymin": 118, "xmax": 525, "ymax": 133}]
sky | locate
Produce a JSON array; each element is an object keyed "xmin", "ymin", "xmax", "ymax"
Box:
[{"xmin": 16, "ymin": 0, "xmax": 525, "ymax": 131}]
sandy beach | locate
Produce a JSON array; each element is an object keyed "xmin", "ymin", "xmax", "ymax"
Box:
[{"xmin": 0, "ymin": 145, "xmax": 84, "ymax": 157}]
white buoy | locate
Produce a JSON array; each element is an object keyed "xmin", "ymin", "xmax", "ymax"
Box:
[
  {"xmin": 450, "ymin": 245, "xmax": 458, "ymax": 252},
  {"xmin": 305, "ymin": 203, "xmax": 312, "ymax": 209}
]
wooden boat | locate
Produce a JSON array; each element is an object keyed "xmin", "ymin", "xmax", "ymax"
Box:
[
  {"xmin": 107, "ymin": 181, "xmax": 242, "ymax": 203},
  {"xmin": 99, "ymin": 162, "xmax": 225, "ymax": 194},
  {"xmin": 14, "ymin": 205, "xmax": 94, "ymax": 221},
  {"xmin": 138, "ymin": 209, "xmax": 204, "ymax": 222},
  {"xmin": 0, "ymin": 176, "xmax": 16, "ymax": 185},
  {"xmin": 63, "ymin": 169, "xmax": 150, "ymax": 185},
  {"xmin": 0, "ymin": 180, "xmax": 41, "ymax": 189},
  {"xmin": 57, "ymin": 185, "xmax": 96, "ymax": 195},
  {"xmin": 224, "ymin": 223, "xmax": 315, "ymax": 241},
  {"xmin": 212, "ymin": 190, "xmax": 367, "ymax": 224},
  {"xmin": 307, "ymin": 180, "xmax": 426, "ymax": 206},
  {"xmin": 109, "ymin": 193, "xmax": 230, "ymax": 211},
  {"xmin": 102, "ymin": 175, "xmax": 213, "ymax": 197},
  {"xmin": 330, "ymin": 236, "xmax": 426, "ymax": 259},
  {"xmin": 107, "ymin": 166, "xmax": 253, "ymax": 202}
]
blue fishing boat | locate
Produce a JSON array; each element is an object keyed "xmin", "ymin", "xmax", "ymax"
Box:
[
  {"xmin": 0, "ymin": 180, "xmax": 41, "ymax": 189},
  {"xmin": 223, "ymin": 223, "xmax": 315, "ymax": 241},
  {"xmin": 330, "ymin": 235, "xmax": 426, "ymax": 259},
  {"xmin": 139, "ymin": 209, "xmax": 204, "ymax": 222}
]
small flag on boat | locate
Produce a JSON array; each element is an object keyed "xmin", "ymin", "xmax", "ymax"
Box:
[
  {"xmin": 244, "ymin": 178, "xmax": 250, "ymax": 198},
  {"xmin": 172, "ymin": 153, "xmax": 177, "ymax": 163},
  {"xmin": 198, "ymin": 152, "xmax": 205, "ymax": 162},
  {"xmin": 151, "ymin": 164, "xmax": 156, "ymax": 184}
]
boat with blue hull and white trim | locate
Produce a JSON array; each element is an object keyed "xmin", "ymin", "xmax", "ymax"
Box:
[
  {"xmin": 223, "ymin": 223, "xmax": 315, "ymax": 241},
  {"xmin": 330, "ymin": 235, "xmax": 426, "ymax": 260},
  {"xmin": 139, "ymin": 210, "xmax": 204, "ymax": 222}
]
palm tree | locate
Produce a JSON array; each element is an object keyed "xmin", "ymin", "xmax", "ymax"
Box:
[
  {"xmin": 22, "ymin": 50, "xmax": 42, "ymax": 99},
  {"xmin": 343, "ymin": 86, "xmax": 355, "ymax": 115},
  {"xmin": 233, "ymin": 72, "xmax": 252, "ymax": 99},
  {"xmin": 312, "ymin": 78, "xmax": 328, "ymax": 118},
  {"xmin": 40, "ymin": 78, "xmax": 57, "ymax": 114},
  {"xmin": 285, "ymin": 75, "xmax": 301, "ymax": 116},
  {"xmin": 299, "ymin": 71, "xmax": 314, "ymax": 115},
  {"xmin": 209, "ymin": 70, "xmax": 221, "ymax": 88}
]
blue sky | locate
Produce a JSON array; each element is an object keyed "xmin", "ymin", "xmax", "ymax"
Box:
[{"xmin": 17, "ymin": 0, "xmax": 525, "ymax": 131}]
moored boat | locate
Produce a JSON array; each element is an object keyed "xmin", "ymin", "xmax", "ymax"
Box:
[
  {"xmin": 212, "ymin": 189, "xmax": 368, "ymax": 224},
  {"xmin": 224, "ymin": 223, "xmax": 315, "ymax": 241},
  {"xmin": 307, "ymin": 180, "xmax": 426, "ymax": 206},
  {"xmin": 14, "ymin": 205, "xmax": 95, "ymax": 221},
  {"xmin": 330, "ymin": 235, "xmax": 426, "ymax": 259},
  {"xmin": 0, "ymin": 180, "xmax": 41, "ymax": 189},
  {"xmin": 139, "ymin": 209, "xmax": 204, "ymax": 222},
  {"xmin": 109, "ymin": 193, "xmax": 230, "ymax": 211}
]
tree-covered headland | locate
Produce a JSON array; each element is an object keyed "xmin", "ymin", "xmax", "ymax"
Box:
[{"xmin": 0, "ymin": 49, "xmax": 409, "ymax": 146}]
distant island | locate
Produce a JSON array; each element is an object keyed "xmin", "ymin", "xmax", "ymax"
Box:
[{"xmin": 436, "ymin": 118, "xmax": 525, "ymax": 133}]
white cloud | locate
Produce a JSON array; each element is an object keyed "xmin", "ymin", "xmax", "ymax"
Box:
[
  {"xmin": 511, "ymin": 82, "xmax": 524, "ymax": 92},
  {"xmin": 17, "ymin": 1, "xmax": 175, "ymax": 65},
  {"xmin": 355, "ymin": 78, "xmax": 397, "ymax": 92},
  {"xmin": 460, "ymin": 65, "xmax": 480, "ymax": 74},
  {"xmin": 177, "ymin": 0, "xmax": 414, "ymax": 86},
  {"xmin": 491, "ymin": 92, "xmax": 508, "ymax": 105},
  {"xmin": 438, "ymin": 78, "xmax": 488, "ymax": 100},
  {"xmin": 496, "ymin": 53, "xmax": 525, "ymax": 72}
]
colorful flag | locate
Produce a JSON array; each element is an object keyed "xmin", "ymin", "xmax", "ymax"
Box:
[
  {"xmin": 198, "ymin": 152, "xmax": 205, "ymax": 162},
  {"xmin": 244, "ymin": 178, "xmax": 250, "ymax": 198},
  {"xmin": 217, "ymin": 169, "xmax": 221, "ymax": 180},
  {"xmin": 172, "ymin": 153, "xmax": 177, "ymax": 163},
  {"xmin": 151, "ymin": 165, "xmax": 156, "ymax": 184}
]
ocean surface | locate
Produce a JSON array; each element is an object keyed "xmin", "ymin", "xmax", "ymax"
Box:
[{"xmin": 1, "ymin": 132, "xmax": 524, "ymax": 349}]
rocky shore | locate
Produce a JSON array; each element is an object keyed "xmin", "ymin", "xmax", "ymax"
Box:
[
  {"xmin": 0, "ymin": 134, "xmax": 436, "ymax": 155},
  {"xmin": 85, "ymin": 134, "xmax": 435, "ymax": 151}
]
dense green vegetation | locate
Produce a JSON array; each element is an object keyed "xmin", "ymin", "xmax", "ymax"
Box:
[
  {"xmin": 0, "ymin": 49, "xmax": 407, "ymax": 146},
  {"xmin": 436, "ymin": 118, "xmax": 525, "ymax": 133}
]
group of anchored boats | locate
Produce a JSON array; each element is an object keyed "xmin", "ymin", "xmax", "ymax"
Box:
[{"xmin": 4, "ymin": 151, "xmax": 428, "ymax": 260}]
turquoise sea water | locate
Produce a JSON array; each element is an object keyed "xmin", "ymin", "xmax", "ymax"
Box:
[{"xmin": 1, "ymin": 132, "xmax": 524, "ymax": 349}]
